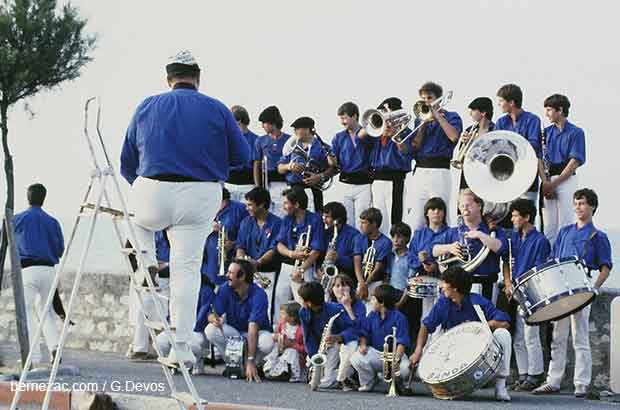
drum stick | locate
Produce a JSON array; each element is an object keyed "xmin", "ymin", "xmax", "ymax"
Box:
[{"xmin": 473, "ymin": 304, "xmax": 492, "ymax": 335}]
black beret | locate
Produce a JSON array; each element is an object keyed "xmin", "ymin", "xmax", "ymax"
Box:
[
  {"xmin": 290, "ymin": 116, "xmax": 315, "ymax": 129},
  {"xmin": 258, "ymin": 106, "xmax": 282, "ymax": 124},
  {"xmin": 377, "ymin": 97, "xmax": 402, "ymax": 111}
]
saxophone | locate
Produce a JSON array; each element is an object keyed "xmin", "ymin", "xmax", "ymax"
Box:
[
  {"xmin": 320, "ymin": 223, "xmax": 339, "ymax": 301},
  {"xmin": 292, "ymin": 225, "xmax": 312, "ymax": 282},
  {"xmin": 362, "ymin": 240, "xmax": 376, "ymax": 282},
  {"xmin": 309, "ymin": 310, "xmax": 343, "ymax": 391},
  {"xmin": 382, "ymin": 327, "xmax": 399, "ymax": 397},
  {"xmin": 217, "ymin": 222, "xmax": 227, "ymax": 276}
]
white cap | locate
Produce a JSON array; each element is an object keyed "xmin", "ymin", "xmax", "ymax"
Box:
[{"xmin": 167, "ymin": 50, "xmax": 199, "ymax": 67}]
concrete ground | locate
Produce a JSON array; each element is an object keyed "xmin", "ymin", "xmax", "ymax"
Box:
[{"xmin": 0, "ymin": 343, "xmax": 618, "ymax": 410}]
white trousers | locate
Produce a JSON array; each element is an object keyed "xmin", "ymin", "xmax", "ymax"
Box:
[
  {"xmin": 268, "ymin": 182, "xmax": 288, "ymax": 218},
  {"xmin": 513, "ymin": 308, "xmax": 543, "ymax": 376},
  {"xmin": 405, "ymin": 168, "xmax": 452, "ymax": 231},
  {"xmin": 546, "ymin": 305, "xmax": 592, "ymax": 388},
  {"xmin": 131, "ymin": 278, "xmax": 170, "ymax": 353},
  {"xmin": 371, "ymin": 180, "xmax": 404, "ymax": 236},
  {"xmin": 22, "ymin": 266, "xmax": 61, "ymax": 362},
  {"xmin": 205, "ymin": 323, "xmax": 274, "ymax": 363},
  {"xmin": 155, "ymin": 330, "xmax": 206, "ymax": 360},
  {"xmin": 493, "ymin": 328, "xmax": 512, "ymax": 378},
  {"xmin": 335, "ymin": 181, "xmax": 372, "ymax": 228},
  {"xmin": 274, "ymin": 263, "xmax": 316, "ymax": 321},
  {"xmin": 130, "ymin": 177, "xmax": 220, "ymax": 344},
  {"xmin": 337, "ymin": 340, "xmax": 359, "ymax": 382},
  {"xmin": 542, "ymin": 175, "xmax": 577, "ymax": 246},
  {"xmin": 350, "ymin": 346, "xmax": 410, "ymax": 387},
  {"xmin": 309, "ymin": 344, "xmax": 341, "ymax": 385},
  {"xmin": 224, "ymin": 183, "xmax": 254, "ymax": 203}
]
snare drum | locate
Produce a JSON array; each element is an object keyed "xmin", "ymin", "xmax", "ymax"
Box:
[
  {"xmin": 418, "ymin": 321, "xmax": 503, "ymax": 400},
  {"xmin": 513, "ymin": 256, "xmax": 597, "ymax": 325},
  {"xmin": 224, "ymin": 336, "xmax": 246, "ymax": 379},
  {"xmin": 407, "ymin": 276, "xmax": 440, "ymax": 298}
]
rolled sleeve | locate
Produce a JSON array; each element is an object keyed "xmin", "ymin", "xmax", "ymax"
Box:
[
  {"xmin": 422, "ymin": 300, "xmax": 443, "ymax": 334},
  {"xmin": 595, "ymin": 233, "xmax": 613, "ymax": 271},
  {"xmin": 569, "ymin": 128, "xmax": 586, "ymax": 165}
]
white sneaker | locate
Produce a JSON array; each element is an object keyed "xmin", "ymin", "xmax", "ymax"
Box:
[
  {"xmin": 158, "ymin": 345, "xmax": 196, "ymax": 369},
  {"xmin": 358, "ymin": 378, "xmax": 378, "ymax": 392},
  {"xmin": 495, "ymin": 383, "xmax": 511, "ymax": 402},
  {"xmin": 574, "ymin": 384, "xmax": 588, "ymax": 398}
]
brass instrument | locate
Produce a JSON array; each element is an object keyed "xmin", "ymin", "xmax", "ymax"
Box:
[
  {"xmin": 262, "ymin": 154, "xmax": 270, "ymax": 189},
  {"xmin": 293, "ymin": 225, "xmax": 312, "ymax": 281},
  {"xmin": 320, "ymin": 223, "xmax": 339, "ymax": 301},
  {"xmin": 237, "ymin": 254, "xmax": 271, "ymax": 288},
  {"xmin": 282, "ymin": 135, "xmax": 334, "ymax": 191},
  {"xmin": 541, "ymin": 122, "xmax": 551, "ymax": 181},
  {"xmin": 362, "ymin": 240, "xmax": 376, "ymax": 281},
  {"xmin": 309, "ymin": 310, "xmax": 343, "ymax": 391},
  {"xmin": 508, "ymin": 237, "xmax": 514, "ymax": 278},
  {"xmin": 451, "ymin": 122, "xmax": 480, "ymax": 169},
  {"xmin": 217, "ymin": 222, "xmax": 227, "ymax": 276},
  {"xmin": 382, "ymin": 327, "xmax": 399, "ymax": 397}
]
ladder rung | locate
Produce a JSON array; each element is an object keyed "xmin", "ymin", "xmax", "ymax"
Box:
[
  {"xmin": 120, "ymin": 248, "xmax": 136, "ymax": 255},
  {"xmin": 144, "ymin": 320, "xmax": 165, "ymax": 331},
  {"xmin": 81, "ymin": 202, "xmax": 134, "ymax": 218},
  {"xmin": 171, "ymin": 392, "xmax": 207, "ymax": 407}
]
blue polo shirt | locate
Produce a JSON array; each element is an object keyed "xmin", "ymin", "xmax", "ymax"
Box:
[
  {"xmin": 543, "ymin": 121, "xmax": 586, "ymax": 167},
  {"xmin": 202, "ymin": 200, "xmax": 249, "ymax": 285},
  {"xmin": 353, "ymin": 233, "xmax": 393, "ymax": 266},
  {"xmin": 236, "ymin": 212, "xmax": 282, "ymax": 260},
  {"xmin": 194, "ymin": 283, "xmax": 216, "ymax": 333},
  {"xmin": 432, "ymin": 221, "xmax": 506, "ymax": 278},
  {"xmin": 253, "ymin": 132, "xmax": 291, "ymax": 171},
  {"xmin": 277, "ymin": 210, "xmax": 326, "ymax": 253},
  {"xmin": 230, "ymin": 130, "xmax": 260, "ymax": 172},
  {"xmin": 495, "ymin": 111, "xmax": 542, "ymax": 159},
  {"xmin": 14, "ymin": 206, "xmax": 64, "ymax": 265},
  {"xmin": 412, "ymin": 111, "xmax": 463, "ymax": 159},
  {"xmin": 408, "ymin": 225, "xmax": 448, "ymax": 272},
  {"xmin": 423, "ymin": 293, "xmax": 510, "ymax": 333},
  {"xmin": 552, "ymin": 222, "xmax": 613, "ymax": 272},
  {"xmin": 323, "ymin": 223, "xmax": 359, "ymax": 274},
  {"xmin": 388, "ymin": 251, "xmax": 410, "ymax": 291},
  {"xmin": 278, "ymin": 138, "xmax": 330, "ymax": 185},
  {"xmin": 213, "ymin": 282, "xmax": 271, "ymax": 332},
  {"xmin": 364, "ymin": 309, "xmax": 411, "ymax": 351},
  {"xmin": 120, "ymin": 86, "xmax": 251, "ymax": 184},
  {"xmin": 155, "ymin": 231, "xmax": 170, "ymax": 263},
  {"xmin": 331, "ymin": 128, "xmax": 372, "ymax": 173},
  {"xmin": 505, "ymin": 228, "xmax": 550, "ymax": 280},
  {"xmin": 369, "ymin": 132, "xmax": 413, "ymax": 172},
  {"xmin": 299, "ymin": 302, "xmax": 356, "ymax": 356}
]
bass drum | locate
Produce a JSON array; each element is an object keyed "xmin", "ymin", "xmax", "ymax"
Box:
[
  {"xmin": 513, "ymin": 256, "xmax": 596, "ymax": 325},
  {"xmin": 418, "ymin": 321, "xmax": 503, "ymax": 400}
]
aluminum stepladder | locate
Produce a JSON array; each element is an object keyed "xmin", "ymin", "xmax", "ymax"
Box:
[{"xmin": 10, "ymin": 97, "xmax": 207, "ymax": 410}]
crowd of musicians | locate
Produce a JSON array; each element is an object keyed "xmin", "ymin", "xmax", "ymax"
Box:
[{"xmin": 13, "ymin": 51, "xmax": 613, "ymax": 402}]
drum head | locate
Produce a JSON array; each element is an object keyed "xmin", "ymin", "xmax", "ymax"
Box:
[
  {"xmin": 526, "ymin": 291, "xmax": 595, "ymax": 325},
  {"xmin": 418, "ymin": 322, "xmax": 490, "ymax": 384}
]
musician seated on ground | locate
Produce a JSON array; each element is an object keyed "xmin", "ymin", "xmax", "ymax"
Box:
[
  {"xmin": 501, "ymin": 199, "xmax": 550, "ymax": 391},
  {"xmin": 320, "ymin": 202, "xmax": 360, "ymax": 291},
  {"xmin": 263, "ymin": 302, "xmax": 306, "ymax": 382},
  {"xmin": 202, "ymin": 187, "xmax": 248, "ymax": 287},
  {"xmin": 236, "ymin": 187, "xmax": 282, "ymax": 322},
  {"xmin": 350, "ymin": 284, "xmax": 411, "ymax": 392},
  {"xmin": 298, "ymin": 281, "xmax": 359, "ymax": 389},
  {"xmin": 277, "ymin": 116, "xmax": 337, "ymax": 213},
  {"xmin": 533, "ymin": 188, "xmax": 612, "ymax": 398},
  {"xmin": 205, "ymin": 259, "xmax": 274, "ymax": 383},
  {"xmin": 331, "ymin": 274, "xmax": 367, "ymax": 391},
  {"xmin": 431, "ymin": 189, "xmax": 506, "ymax": 301},
  {"xmin": 275, "ymin": 188, "xmax": 325, "ymax": 316},
  {"xmin": 388, "ymin": 222, "xmax": 412, "ymax": 292},
  {"xmin": 409, "ymin": 266, "xmax": 513, "ymax": 402},
  {"xmin": 353, "ymin": 208, "xmax": 393, "ymax": 303}
]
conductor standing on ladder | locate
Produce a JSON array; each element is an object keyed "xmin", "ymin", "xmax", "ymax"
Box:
[{"xmin": 120, "ymin": 50, "xmax": 251, "ymax": 367}]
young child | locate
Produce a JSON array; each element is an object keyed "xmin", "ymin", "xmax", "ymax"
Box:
[
  {"xmin": 263, "ymin": 302, "xmax": 306, "ymax": 382},
  {"xmin": 388, "ymin": 222, "xmax": 412, "ymax": 291}
]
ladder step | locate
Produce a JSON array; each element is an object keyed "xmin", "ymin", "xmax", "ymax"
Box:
[
  {"xmin": 171, "ymin": 392, "xmax": 207, "ymax": 407},
  {"xmin": 120, "ymin": 248, "xmax": 136, "ymax": 255},
  {"xmin": 144, "ymin": 320, "xmax": 165, "ymax": 331},
  {"xmin": 81, "ymin": 202, "xmax": 134, "ymax": 218}
]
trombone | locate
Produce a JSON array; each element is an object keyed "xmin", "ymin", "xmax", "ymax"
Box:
[{"xmin": 451, "ymin": 122, "xmax": 479, "ymax": 169}]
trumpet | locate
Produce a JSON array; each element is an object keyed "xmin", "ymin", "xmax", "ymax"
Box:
[
  {"xmin": 362, "ymin": 240, "xmax": 376, "ymax": 282},
  {"xmin": 451, "ymin": 122, "xmax": 480, "ymax": 170},
  {"xmin": 217, "ymin": 222, "xmax": 227, "ymax": 276},
  {"xmin": 293, "ymin": 225, "xmax": 312, "ymax": 282},
  {"xmin": 320, "ymin": 223, "xmax": 339, "ymax": 301},
  {"xmin": 382, "ymin": 327, "xmax": 399, "ymax": 397},
  {"xmin": 262, "ymin": 154, "xmax": 270, "ymax": 189}
]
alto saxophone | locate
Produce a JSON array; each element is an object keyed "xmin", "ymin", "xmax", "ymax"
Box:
[
  {"xmin": 217, "ymin": 222, "xmax": 227, "ymax": 276},
  {"xmin": 292, "ymin": 225, "xmax": 312, "ymax": 282},
  {"xmin": 309, "ymin": 310, "xmax": 343, "ymax": 391},
  {"xmin": 320, "ymin": 223, "xmax": 339, "ymax": 301},
  {"xmin": 362, "ymin": 240, "xmax": 376, "ymax": 282},
  {"xmin": 382, "ymin": 327, "xmax": 400, "ymax": 397}
]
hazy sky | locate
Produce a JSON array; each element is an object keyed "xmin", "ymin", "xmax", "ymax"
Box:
[{"xmin": 2, "ymin": 0, "xmax": 620, "ymax": 230}]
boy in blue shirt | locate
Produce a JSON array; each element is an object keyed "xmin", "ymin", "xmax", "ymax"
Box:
[{"xmin": 388, "ymin": 222, "xmax": 412, "ymax": 291}]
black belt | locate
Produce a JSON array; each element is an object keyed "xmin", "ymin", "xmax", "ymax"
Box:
[
  {"xmin": 21, "ymin": 259, "xmax": 54, "ymax": 269},
  {"xmin": 371, "ymin": 169, "xmax": 406, "ymax": 181},
  {"xmin": 549, "ymin": 162, "xmax": 575, "ymax": 177},
  {"xmin": 267, "ymin": 170, "xmax": 286, "ymax": 183},
  {"xmin": 227, "ymin": 169, "xmax": 254, "ymax": 185},
  {"xmin": 339, "ymin": 172, "xmax": 372, "ymax": 185},
  {"xmin": 147, "ymin": 174, "xmax": 204, "ymax": 183},
  {"xmin": 415, "ymin": 157, "xmax": 451, "ymax": 169}
]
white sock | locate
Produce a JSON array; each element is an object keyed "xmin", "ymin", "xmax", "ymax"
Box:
[{"xmin": 496, "ymin": 377, "xmax": 507, "ymax": 389}]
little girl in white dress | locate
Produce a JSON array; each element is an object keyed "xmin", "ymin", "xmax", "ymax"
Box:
[{"xmin": 263, "ymin": 302, "xmax": 306, "ymax": 382}]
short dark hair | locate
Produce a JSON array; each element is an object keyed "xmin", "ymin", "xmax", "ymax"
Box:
[
  {"xmin": 323, "ymin": 202, "xmax": 347, "ymax": 226},
  {"xmin": 424, "ymin": 197, "xmax": 447, "ymax": 226},
  {"xmin": 233, "ymin": 258, "xmax": 256, "ymax": 284},
  {"xmin": 441, "ymin": 266, "xmax": 472, "ymax": 295},
  {"xmin": 419, "ymin": 81, "xmax": 443, "ymax": 99},
  {"xmin": 298, "ymin": 282, "xmax": 324, "ymax": 307},
  {"xmin": 509, "ymin": 198, "xmax": 537, "ymax": 224},
  {"xmin": 337, "ymin": 102, "xmax": 359, "ymax": 119},
  {"xmin": 373, "ymin": 284, "xmax": 396, "ymax": 309},
  {"xmin": 166, "ymin": 68, "xmax": 200, "ymax": 84},
  {"xmin": 574, "ymin": 188, "xmax": 599, "ymax": 215},
  {"xmin": 360, "ymin": 207, "xmax": 382, "ymax": 228},
  {"xmin": 222, "ymin": 187, "xmax": 231, "ymax": 201},
  {"xmin": 245, "ymin": 187, "xmax": 271, "ymax": 210},
  {"xmin": 468, "ymin": 97, "xmax": 494, "ymax": 121},
  {"xmin": 283, "ymin": 302, "xmax": 301, "ymax": 325},
  {"xmin": 544, "ymin": 94, "xmax": 571, "ymax": 118},
  {"xmin": 231, "ymin": 105, "xmax": 250, "ymax": 125},
  {"xmin": 283, "ymin": 187, "xmax": 308, "ymax": 210},
  {"xmin": 258, "ymin": 106, "xmax": 283, "ymax": 129},
  {"xmin": 27, "ymin": 183, "xmax": 47, "ymax": 206},
  {"xmin": 390, "ymin": 222, "xmax": 412, "ymax": 242},
  {"xmin": 497, "ymin": 84, "xmax": 523, "ymax": 108}
]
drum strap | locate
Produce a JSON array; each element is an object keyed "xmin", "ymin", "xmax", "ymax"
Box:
[
  {"xmin": 473, "ymin": 304, "xmax": 493, "ymax": 336},
  {"xmin": 580, "ymin": 230, "xmax": 598, "ymax": 277}
]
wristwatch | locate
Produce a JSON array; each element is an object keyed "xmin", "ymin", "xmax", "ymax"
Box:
[{"xmin": 247, "ymin": 356, "xmax": 255, "ymax": 362}]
